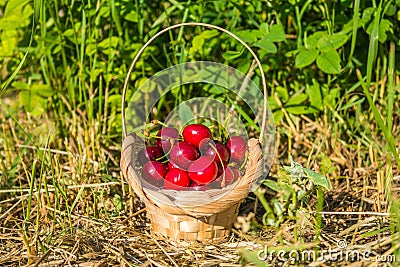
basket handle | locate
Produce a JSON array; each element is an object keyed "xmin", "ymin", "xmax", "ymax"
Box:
[{"xmin": 121, "ymin": 22, "xmax": 268, "ymax": 143}]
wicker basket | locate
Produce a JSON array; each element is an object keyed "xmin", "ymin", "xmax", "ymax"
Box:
[
  {"xmin": 121, "ymin": 133, "xmax": 263, "ymax": 242},
  {"xmin": 120, "ymin": 22, "xmax": 270, "ymax": 242}
]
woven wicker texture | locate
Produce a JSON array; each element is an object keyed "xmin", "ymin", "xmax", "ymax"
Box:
[{"xmin": 120, "ymin": 133, "xmax": 263, "ymax": 242}]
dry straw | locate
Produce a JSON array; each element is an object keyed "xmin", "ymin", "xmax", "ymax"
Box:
[{"xmin": 120, "ymin": 22, "xmax": 268, "ymax": 242}]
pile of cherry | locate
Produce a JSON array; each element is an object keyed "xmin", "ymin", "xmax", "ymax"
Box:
[{"xmin": 138, "ymin": 123, "xmax": 248, "ymax": 190}]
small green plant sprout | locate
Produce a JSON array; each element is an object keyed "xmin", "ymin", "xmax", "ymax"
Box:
[{"xmin": 255, "ymin": 156, "xmax": 331, "ymax": 227}]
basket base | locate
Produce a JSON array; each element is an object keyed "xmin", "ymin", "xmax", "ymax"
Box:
[{"xmin": 145, "ymin": 201, "xmax": 240, "ymax": 243}]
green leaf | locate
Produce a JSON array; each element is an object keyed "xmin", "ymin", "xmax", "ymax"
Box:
[
  {"xmin": 258, "ymin": 22, "xmax": 269, "ymax": 35},
  {"xmin": 107, "ymin": 94, "xmax": 122, "ymax": 106},
  {"xmin": 378, "ymin": 19, "xmax": 393, "ymax": 43},
  {"xmin": 361, "ymin": 7, "xmax": 375, "ymax": 28},
  {"xmin": 304, "ymin": 168, "xmax": 331, "ymax": 190},
  {"xmin": 268, "ymin": 24, "xmax": 286, "ymax": 42},
  {"xmin": 4, "ymin": 0, "xmax": 29, "ymax": 17},
  {"xmin": 254, "ymin": 38, "xmax": 277, "ymax": 53},
  {"xmin": 317, "ymin": 33, "xmax": 348, "ymax": 52},
  {"xmin": 63, "ymin": 29, "xmax": 75, "ymax": 37},
  {"xmin": 0, "ymin": 1, "xmax": 33, "ymax": 30},
  {"xmin": 286, "ymin": 105, "xmax": 317, "ymax": 114},
  {"xmin": 273, "ymin": 110, "xmax": 283, "ymax": 123},
  {"xmin": 190, "ymin": 30, "xmax": 218, "ymax": 54},
  {"xmin": 12, "ymin": 81, "xmax": 30, "ymax": 90},
  {"xmin": 295, "ymin": 47, "xmax": 318, "ymax": 68},
  {"xmin": 236, "ymin": 30, "xmax": 260, "ymax": 43},
  {"xmin": 19, "ymin": 90, "xmax": 41, "ymax": 113},
  {"xmin": 179, "ymin": 103, "xmax": 194, "ymax": 125},
  {"xmin": 31, "ymin": 84, "xmax": 53, "ymax": 97},
  {"xmin": 305, "ymin": 31, "xmax": 324, "ymax": 49},
  {"xmin": 98, "ymin": 36, "xmax": 119, "ymax": 49},
  {"xmin": 136, "ymin": 77, "xmax": 156, "ymax": 93},
  {"xmin": 222, "ymin": 49, "xmax": 243, "ymax": 60},
  {"xmin": 254, "ymin": 24, "xmax": 285, "ymax": 53},
  {"xmin": 263, "ymin": 180, "xmax": 280, "ymax": 192},
  {"xmin": 329, "ymin": 33, "xmax": 349, "ymax": 49},
  {"xmin": 285, "ymin": 93, "xmax": 313, "ymax": 115},
  {"xmin": 317, "ymin": 35, "xmax": 333, "ymax": 52},
  {"xmin": 124, "ymin": 11, "xmax": 138, "ymax": 22},
  {"xmin": 200, "ymin": 30, "xmax": 219, "ymax": 39},
  {"xmin": 275, "ymin": 86, "xmax": 289, "ymax": 102},
  {"xmin": 306, "ymin": 79, "xmax": 323, "ymax": 111},
  {"xmin": 286, "ymin": 93, "xmax": 308, "ymax": 106},
  {"xmin": 316, "ymin": 48, "xmax": 341, "ymax": 74},
  {"xmin": 191, "ymin": 35, "xmax": 205, "ymax": 53}
]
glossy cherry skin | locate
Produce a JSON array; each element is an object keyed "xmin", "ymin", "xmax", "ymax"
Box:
[
  {"xmin": 214, "ymin": 166, "xmax": 239, "ymax": 187},
  {"xmin": 164, "ymin": 169, "xmax": 190, "ymax": 190},
  {"xmin": 168, "ymin": 161, "xmax": 182, "ymax": 170},
  {"xmin": 216, "ymin": 162, "xmax": 226, "ymax": 177},
  {"xmin": 190, "ymin": 181, "xmax": 214, "ymax": 191},
  {"xmin": 199, "ymin": 139, "xmax": 230, "ymax": 164},
  {"xmin": 182, "ymin": 124, "xmax": 212, "ymax": 148},
  {"xmin": 170, "ymin": 142, "xmax": 199, "ymax": 169},
  {"xmin": 156, "ymin": 127, "xmax": 179, "ymax": 153},
  {"xmin": 138, "ymin": 146, "xmax": 164, "ymax": 165},
  {"xmin": 141, "ymin": 161, "xmax": 168, "ymax": 186},
  {"xmin": 227, "ymin": 136, "xmax": 247, "ymax": 162},
  {"xmin": 188, "ymin": 156, "xmax": 218, "ymax": 185},
  {"xmin": 231, "ymin": 168, "xmax": 240, "ymax": 180}
]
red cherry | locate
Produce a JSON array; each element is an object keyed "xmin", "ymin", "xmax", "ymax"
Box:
[
  {"xmin": 188, "ymin": 156, "xmax": 218, "ymax": 185},
  {"xmin": 190, "ymin": 181, "xmax": 213, "ymax": 191},
  {"xmin": 227, "ymin": 136, "xmax": 247, "ymax": 162},
  {"xmin": 170, "ymin": 142, "xmax": 199, "ymax": 169},
  {"xmin": 168, "ymin": 161, "xmax": 182, "ymax": 170},
  {"xmin": 216, "ymin": 162, "xmax": 229, "ymax": 177},
  {"xmin": 164, "ymin": 169, "xmax": 190, "ymax": 190},
  {"xmin": 156, "ymin": 127, "xmax": 179, "ymax": 153},
  {"xmin": 138, "ymin": 146, "xmax": 164, "ymax": 165},
  {"xmin": 141, "ymin": 161, "xmax": 168, "ymax": 186},
  {"xmin": 232, "ymin": 168, "xmax": 240, "ymax": 181},
  {"xmin": 199, "ymin": 139, "xmax": 230, "ymax": 164},
  {"xmin": 214, "ymin": 166, "xmax": 239, "ymax": 187},
  {"xmin": 182, "ymin": 124, "xmax": 211, "ymax": 148}
]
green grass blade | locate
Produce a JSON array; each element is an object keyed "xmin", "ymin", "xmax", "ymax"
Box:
[
  {"xmin": 225, "ymin": 97, "xmax": 260, "ymax": 131},
  {"xmin": 109, "ymin": 0, "xmax": 122, "ymax": 36},
  {"xmin": 33, "ymin": 0, "xmax": 43, "ymax": 24},
  {"xmin": 357, "ymin": 70, "xmax": 400, "ymax": 167},
  {"xmin": 365, "ymin": 2, "xmax": 381, "ymax": 89},
  {"xmin": 347, "ymin": 0, "xmax": 360, "ymax": 65},
  {"xmin": 70, "ymin": 184, "xmax": 85, "ymax": 213},
  {"xmin": 25, "ymin": 160, "xmax": 37, "ymax": 226},
  {"xmin": 357, "ymin": 1, "xmax": 400, "ymax": 168},
  {"xmin": 387, "ymin": 41, "xmax": 395, "ymax": 131}
]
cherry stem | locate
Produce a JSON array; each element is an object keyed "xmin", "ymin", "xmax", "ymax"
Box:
[
  {"xmin": 239, "ymin": 151, "xmax": 249, "ymax": 170},
  {"xmin": 210, "ymin": 143, "xmax": 226, "ymax": 187},
  {"xmin": 151, "ymin": 120, "xmax": 169, "ymax": 127}
]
